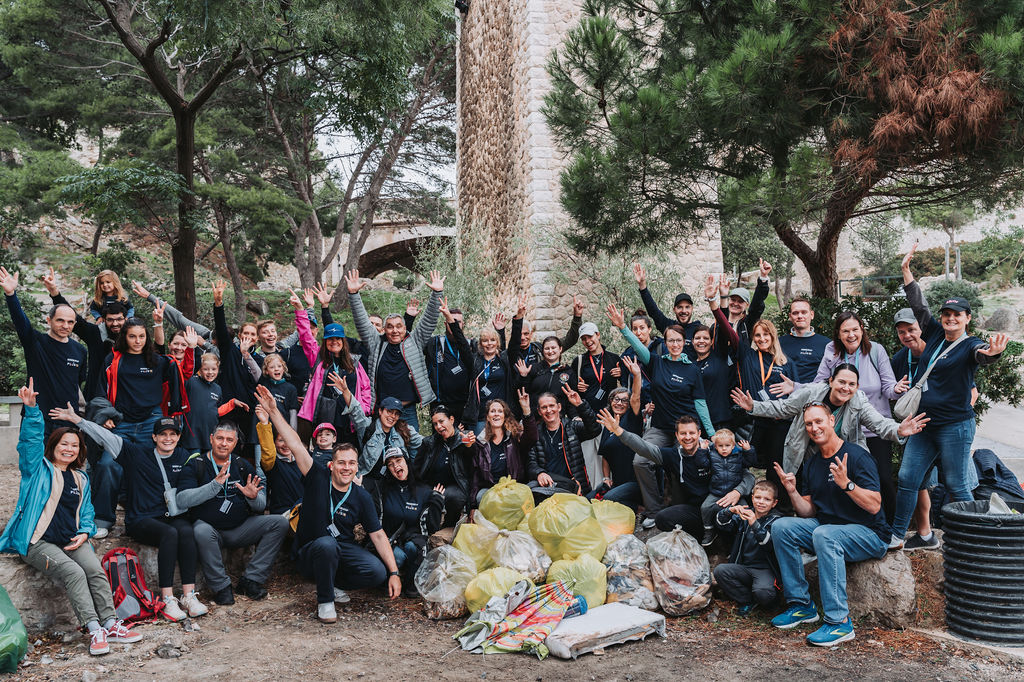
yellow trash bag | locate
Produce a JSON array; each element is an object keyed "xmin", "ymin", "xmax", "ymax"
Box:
[
  {"xmin": 528, "ymin": 493, "xmax": 607, "ymax": 561},
  {"xmin": 452, "ymin": 513, "xmax": 499, "ymax": 572},
  {"xmin": 591, "ymin": 499, "xmax": 636, "ymax": 543},
  {"xmin": 547, "ymin": 554, "xmax": 608, "ymax": 608},
  {"xmin": 516, "ymin": 509, "xmax": 532, "ymax": 533},
  {"xmin": 464, "ymin": 566, "xmax": 529, "ymax": 612},
  {"xmin": 479, "ymin": 476, "xmax": 535, "ymax": 530}
]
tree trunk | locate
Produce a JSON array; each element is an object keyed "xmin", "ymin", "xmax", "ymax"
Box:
[
  {"xmin": 172, "ymin": 110, "xmax": 198, "ymax": 318},
  {"xmin": 219, "ymin": 221, "xmax": 246, "ymax": 324},
  {"xmin": 90, "ymin": 220, "xmax": 104, "ymax": 255}
]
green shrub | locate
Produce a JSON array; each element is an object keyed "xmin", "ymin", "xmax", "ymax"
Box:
[
  {"xmin": 924, "ymin": 279, "xmax": 983, "ymax": 316},
  {"xmin": 0, "ymin": 294, "xmax": 42, "ymax": 394}
]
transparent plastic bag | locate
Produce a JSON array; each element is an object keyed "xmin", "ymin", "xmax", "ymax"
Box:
[
  {"xmin": 479, "ymin": 476, "xmax": 535, "ymax": 530},
  {"xmin": 452, "ymin": 513, "xmax": 499, "ymax": 572},
  {"xmin": 602, "ymin": 534, "xmax": 658, "ymax": 610},
  {"xmin": 529, "ymin": 493, "xmax": 608, "ymax": 561},
  {"xmin": 414, "ymin": 545, "xmax": 478, "ymax": 620},
  {"xmin": 591, "ymin": 499, "xmax": 636, "ymax": 543},
  {"xmin": 464, "ymin": 567, "xmax": 529, "ymax": 613},
  {"xmin": 646, "ymin": 528, "xmax": 711, "ymax": 616},
  {"xmin": 546, "ymin": 554, "xmax": 608, "ymax": 608},
  {"xmin": 488, "ymin": 529, "xmax": 552, "ymax": 582}
]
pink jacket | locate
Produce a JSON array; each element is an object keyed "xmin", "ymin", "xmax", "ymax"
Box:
[{"xmin": 295, "ymin": 309, "xmax": 372, "ymax": 422}]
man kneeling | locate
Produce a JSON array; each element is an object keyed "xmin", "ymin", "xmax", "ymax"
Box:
[
  {"xmin": 176, "ymin": 421, "xmax": 289, "ymax": 605},
  {"xmin": 769, "ymin": 402, "xmax": 891, "ymax": 647},
  {"xmin": 255, "ymin": 386, "xmax": 401, "ymax": 623}
]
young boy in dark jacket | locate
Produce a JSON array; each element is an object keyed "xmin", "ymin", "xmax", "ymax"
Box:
[
  {"xmin": 712, "ymin": 479, "xmax": 782, "ymax": 615},
  {"xmin": 701, "ymin": 428, "xmax": 757, "ymax": 546}
]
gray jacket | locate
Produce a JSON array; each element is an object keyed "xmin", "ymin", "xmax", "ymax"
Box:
[
  {"xmin": 350, "ymin": 289, "xmax": 441, "ymax": 407},
  {"xmin": 749, "ymin": 383, "xmax": 903, "ymax": 472}
]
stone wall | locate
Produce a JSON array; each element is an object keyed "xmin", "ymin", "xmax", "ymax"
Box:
[{"xmin": 456, "ymin": 0, "xmax": 723, "ymax": 335}]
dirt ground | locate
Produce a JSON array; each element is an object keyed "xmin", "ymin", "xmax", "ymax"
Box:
[{"xmin": 3, "ymin": 463, "xmax": 1023, "ymax": 681}]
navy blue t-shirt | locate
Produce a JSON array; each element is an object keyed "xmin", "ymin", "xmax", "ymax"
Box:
[
  {"xmin": 118, "ymin": 443, "xmax": 191, "ymax": 526},
  {"xmin": 184, "ymin": 376, "xmax": 223, "ymax": 452},
  {"xmin": 695, "ymin": 351, "xmax": 733, "ymax": 428},
  {"xmin": 576, "ymin": 350, "xmax": 621, "ymax": 413},
  {"xmin": 646, "ymin": 355, "xmax": 708, "ymax": 431},
  {"xmin": 377, "ymin": 343, "xmax": 416, "ymax": 404},
  {"xmin": 381, "ymin": 481, "xmax": 432, "ymax": 538},
  {"xmin": 266, "ymin": 457, "xmax": 303, "ymax": 514},
  {"xmin": 916, "ymin": 330, "xmax": 987, "ymax": 426},
  {"xmin": 296, "ymin": 463, "xmax": 381, "ymax": 548},
  {"xmin": 475, "ymin": 358, "xmax": 507, "ymax": 419},
  {"xmin": 736, "ymin": 346, "xmax": 794, "ymax": 406},
  {"xmin": 599, "ymin": 410, "xmax": 641, "ymax": 486},
  {"xmin": 780, "ymin": 332, "xmax": 831, "ymax": 384},
  {"xmin": 427, "ymin": 334, "xmax": 471, "ymax": 407},
  {"xmin": 539, "ymin": 424, "xmax": 572, "ymax": 479},
  {"xmin": 178, "ymin": 454, "xmax": 259, "ymax": 530},
  {"xmin": 489, "ymin": 440, "xmax": 509, "ymax": 478},
  {"xmin": 41, "ymin": 470, "xmax": 82, "ymax": 545},
  {"xmin": 104, "ymin": 353, "xmax": 172, "ymax": 422},
  {"xmin": 799, "ymin": 440, "xmax": 890, "ymax": 543}
]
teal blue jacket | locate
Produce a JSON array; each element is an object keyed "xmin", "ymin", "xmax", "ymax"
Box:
[{"xmin": 0, "ymin": 406, "xmax": 96, "ymax": 555}]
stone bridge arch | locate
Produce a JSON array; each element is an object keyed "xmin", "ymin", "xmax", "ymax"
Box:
[{"xmin": 328, "ymin": 221, "xmax": 456, "ymax": 281}]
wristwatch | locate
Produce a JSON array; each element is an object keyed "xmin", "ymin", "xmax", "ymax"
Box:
[
  {"xmin": 844, "ymin": 481, "xmax": 855, "ymax": 492},
  {"xmin": 388, "ymin": 570, "xmax": 399, "ymax": 577}
]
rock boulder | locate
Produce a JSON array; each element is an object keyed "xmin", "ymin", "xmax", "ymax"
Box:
[
  {"xmin": 984, "ymin": 307, "xmax": 1020, "ymax": 332},
  {"xmin": 805, "ymin": 551, "xmax": 917, "ymax": 628}
]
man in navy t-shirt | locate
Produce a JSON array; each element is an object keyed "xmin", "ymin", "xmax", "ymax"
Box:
[
  {"xmin": 778, "ymin": 297, "xmax": 830, "ymax": 384},
  {"xmin": 768, "ymin": 403, "xmax": 890, "ymax": 648},
  {"xmin": 255, "ymin": 386, "xmax": 401, "ymax": 624}
]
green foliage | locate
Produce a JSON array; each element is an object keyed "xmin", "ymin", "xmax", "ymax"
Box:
[
  {"xmin": 910, "ymin": 229, "xmax": 1024, "ymax": 285},
  {"xmin": 975, "ymin": 340, "xmax": 1024, "ymax": 416},
  {"xmin": 413, "ymin": 226, "xmax": 494, "ymax": 332},
  {"xmin": 0, "ymin": 293, "xmax": 40, "ymax": 394},
  {"xmin": 851, "ymin": 216, "xmax": 905, "ymax": 277},
  {"xmin": 925, "ymin": 280, "xmax": 984, "ymax": 315},
  {"xmin": 84, "ymin": 240, "xmax": 142, "ymax": 283}
]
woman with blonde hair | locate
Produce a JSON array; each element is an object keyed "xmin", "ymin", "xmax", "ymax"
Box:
[
  {"xmin": 463, "ymin": 314, "xmax": 516, "ymax": 434},
  {"xmin": 89, "ymin": 270, "xmax": 133, "ymax": 321},
  {"xmin": 734, "ymin": 318, "xmax": 795, "ymax": 496}
]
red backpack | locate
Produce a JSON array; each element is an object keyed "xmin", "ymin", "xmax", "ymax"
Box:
[{"xmin": 101, "ymin": 548, "xmax": 164, "ymax": 622}]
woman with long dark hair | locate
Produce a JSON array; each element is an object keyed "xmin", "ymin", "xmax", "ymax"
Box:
[
  {"xmin": 101, "ymin": 317, "xmax": 184, "ymax": 445},
  {"xmin": 470, "ymin": 389, "xmax": 538, "ymax": 507},
  {"xmin": 0, "ymin": 381, "xmax": 142, "ymax": 656}
]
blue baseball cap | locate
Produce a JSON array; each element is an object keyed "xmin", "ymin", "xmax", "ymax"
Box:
[
  {"xmin": 323, "ymin": 323, "xmax": 346, "ymax": 339},
  {"xmin": 379, "ymin": 397, "xmax": 403, "ymax": 412}
]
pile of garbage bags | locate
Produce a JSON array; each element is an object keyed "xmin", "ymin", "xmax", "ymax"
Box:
[{"xmin": 414, "ymin": 477, "xmax": 711, "ymax": 620}]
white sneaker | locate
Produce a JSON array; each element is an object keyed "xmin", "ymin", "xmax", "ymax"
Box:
[
  {"xmin": 887, "ymin": 534, "xmax": 905, "ymax": 551},
  {"xmin": 318, "ymin": 602, "xmax": 338, "ymax": 623},
  {"xmin": 333, "ymin": 587, "xmax": 350, "ymax": 604},
  {"xmin": 181, "ymin": 591, "xmax": 209, "ymax": 617},
  {"xmin": 93, "ymin": 527, "xmax": 110, "ymax": 540},
  {"xmin": 161, "ymin": 596, "xmax": 187, "ymax": 622},
  {"xmin": 641, "ymin": 517, "xmax": 657, "ymax": 530}
]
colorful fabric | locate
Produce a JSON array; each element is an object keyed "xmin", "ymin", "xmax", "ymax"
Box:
[{"xmin": 482, "ymin": 580, "xmax": 575, "ymax": 659}]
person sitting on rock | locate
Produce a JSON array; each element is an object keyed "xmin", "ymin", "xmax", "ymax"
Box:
[
  {"xmin": 0, "ymin": 380, "xmax": 143, "ymax": 656},
  {"xmin": 769, "ymin": 402, "xmax": 892, "ymax": 647},
  {"xmin": 254, "ymin": 386, "xmax": 401, "ymax": 624},
  {"xmin": 175, "ymin": 421, "xmax": 289, "ymax": 605}
]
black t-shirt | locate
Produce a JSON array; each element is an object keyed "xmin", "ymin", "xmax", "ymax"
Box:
[
  {"xmin": 540, "ymin": 424, "xmax": 571, "ymax": 479},
  {"xmin": 695, "ymin": 351, "xmax": 733, "ymax": 428},
  {"xmin": 266, "ymin": 457, "xmax": 303, "ymax": 515},
  {"xmin": 475, "ymin": 359, "xmax": 507, "ymax": 418},
  {"xmin": 780, "ymin": 332, "xmax": 831, "ymax": 384},
  {"xmin": 178, "ymin": 454, "xmax": 259, "ymax": 530},
  {"xmin": 426, "ymin": 446, "xmax": 455, "ymax": 486},
  {"xmin": 119, "ymin": 443, "xmax": 191, "ymax": 526},
  {"xmin": 183, "ymin": 376, "xmax": 222, "ymax": 452},
  {"xmin": 577, "ymin": 350, "xmax": 621, "ymax": 413},
  {"xmin": 377, "ymin": 343, "xmax": 416, "ymax": 403},
  {"xmin": 599, "ymin": 410, "xmax": 641, "ymax": 486},
  {"xmin": 489, "ymin": 440, "xmax": 508, "ymax": 478},
  {"xmin": 296, "ymin": 463, "xmax": 381, "ymax": 548},
  {"xmin": 106, "ymin": 353, "xmax": 172, "ymax": 421},
  {"xmin": 381, "ymin": 481, "xmax": 431, "ymax": 538},
  {"xmin": 917, "ymin": 331, "xmax": 987, "ymax": 426},
  {"xmin": 41, "ymin": 470, "xmax": 82, "ymax": 545},
  {"xmin": 799, "ymin": 440, "xmax": 891, "ymax": 543}
]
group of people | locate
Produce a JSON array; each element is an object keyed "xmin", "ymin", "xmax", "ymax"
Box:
[{"xmin": 0, "ymin": 245, "xmax": 1010, "ymax": 651}]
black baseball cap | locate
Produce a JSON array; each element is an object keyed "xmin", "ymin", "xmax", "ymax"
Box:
[
  {"xmin": 674, "ymin": 293, "xmax": 693, "ymax": 306},
  {"xmin": 153, "ymin": 417, "xmax": 181, "ymax": 435},
  {"xmin": 939, "ymin": 297, "xmax": 971, "ymax": 313}
]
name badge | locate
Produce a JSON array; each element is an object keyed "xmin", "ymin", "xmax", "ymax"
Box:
[
  {"xmin": 921, "ymin": 380, "xmax": 929, "ymax": 393},
  {"xmin": 481, "ymin": 386, "xmax": 492, "ymax": 397},
  {"xmin": 594, "ymin": 388, "xmax": 606, "ymax": 400},
  {"xmin": 219, "ymin": 499, "xmax": 232, "ymax": 514},
  {"xmin": 450, "ymin": 365, "xmax": 463, "ymax": 375},
  {"xmin": 327, "ymin": 523, "xmax": 340, "ymax": 538},
  {"xmin": 757, "ymin": 389, "xmax": 770, "ymax": 401}
]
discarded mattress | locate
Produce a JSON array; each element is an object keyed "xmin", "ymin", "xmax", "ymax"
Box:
[{"xmin": 545, "ymin": 602, "xmax": 666, "ymax": 660}]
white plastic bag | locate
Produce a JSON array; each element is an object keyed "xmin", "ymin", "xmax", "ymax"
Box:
[
  {"xmin": 602, "ymin": 534, "xmax": 658, "ymax": 610},
  {"xmin": 646, "ymin": 528, "xmax": 711, "ymax": 616},
  {"xmin": 414, "ymin": 545, "xmax": 478, "ymax": 620},
  {"xmin": 488, "ymin": 529, "xmax": 552, "ymax": 583}
]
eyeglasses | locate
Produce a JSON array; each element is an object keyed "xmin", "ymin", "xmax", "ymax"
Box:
[{"xmin": 610, "ymin": 397, "xmax": 630, "ymax": 404}]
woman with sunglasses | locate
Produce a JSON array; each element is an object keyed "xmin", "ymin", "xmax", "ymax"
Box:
[{"xmin": 589, "ymin": 355, "xmax": 645, "ymax": 509}]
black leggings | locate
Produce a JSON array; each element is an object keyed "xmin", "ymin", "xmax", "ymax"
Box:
[
  {"xmin": 126, "ymin": 516, "xmax": 197, "ymax": 589},
  {"xmin": 866, "ymin": 436, "xmax": 896, "ymax": 523},
  {"xmin": 752, "ymin": 417, "xmax": 790, "ymax": 493}
]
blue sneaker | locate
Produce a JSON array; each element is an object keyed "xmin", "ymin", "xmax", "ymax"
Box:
[
  {"xmin": 736, "ymin": 603, "xmax": 758, "ymax": 617},
  {"xmin": 806, "ymin": 618, "xmax": 855, "ymax": 646},
  {"xmin": 770, "ymin": 604, "xmax": 820, "ymax": 629}
]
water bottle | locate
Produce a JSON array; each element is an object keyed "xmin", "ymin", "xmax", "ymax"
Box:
[{"xmin": 564, "ymin": 595, "xmax": 588, "ymax": 618}]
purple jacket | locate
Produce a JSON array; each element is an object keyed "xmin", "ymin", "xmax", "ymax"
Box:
[{"xmin": 469, "ymin": 414, "xmax": 539, "ymax": 507}]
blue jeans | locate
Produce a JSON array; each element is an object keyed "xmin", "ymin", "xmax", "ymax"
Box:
[
  {"xmin": 587, "ymin": 482, "xmax": 641, "ymax": 510},
  {"xmin": 400, "ymin": 405, "xmax": 420, "ymax": 433},
  {"xmin": 892, "ymin": 417, "xmax": 976, "ymax": 537},
  {"xmin": 772, "ymin": 517, "xmax": 887, "ymax": 624},
  {"xmin": 88, "ymin": 450, "xmax": 123, "ymax": 529},
  {"xmin": 295, "ymin": 536, "xmax": 386, "ymax": 604},
  {"xmin": 391, "ymin": 540, "xmax": 420, "ymax": 570},
  {"xmin": 113, "ymin": 408, "xmax": 164, "ymax": 446}
]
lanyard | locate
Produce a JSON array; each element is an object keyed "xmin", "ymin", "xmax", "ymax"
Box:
[
  {"xmin": 924, "ymin": 333, "xmax": 964, "ymax": 375},
  {"xmin": 329, "ymin": 483, "xmax": 352, "ymax": 520},
  {"xmin": 758, "ymin": 352, "xmax": 775, "ymax": 387},
  {"xmin": 483, "ymin": 358, "xmax": 494, "ymax": 381},
  {"xmin": 442, "ymin": 337, "xmax": 459, "ymax": 365},
  {"xmin": 832, "ymin": 406, "xmax": 845, "ymax": 434},
  {"xmin": 589, "ymin": 353, "xmax": 604, "ymax": 385},
  {"xmin": 208, "ymin": 454, "xmax": 230, "ymax": 498},
  {"xmin": 906, "ymin": 347, "xmax": 916, "ymax": 379},
  {"xmin": 844, "ymin": 352, "xmax": 860, "ymax": 371}
]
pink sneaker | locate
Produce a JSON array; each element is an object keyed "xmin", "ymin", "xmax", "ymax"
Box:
[
  {"xmin": 105, "ymin": 620, "xmax": 142, "ymax": 644},
  {"xmin": 89, "ymin": 628, "xmax": 109, "ymax": 656}
]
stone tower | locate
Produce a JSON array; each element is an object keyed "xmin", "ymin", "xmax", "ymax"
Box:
[{"xmin": 455, "ymin": 0, "xmax": 723, "ymax": 334}]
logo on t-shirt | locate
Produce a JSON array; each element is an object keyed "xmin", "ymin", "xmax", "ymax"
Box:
[{"xmin": 66, "ymin": 358, "xmax": 80, "ymax": 368}]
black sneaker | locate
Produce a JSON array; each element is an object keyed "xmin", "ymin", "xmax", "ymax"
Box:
[
  {"xmin": 700, "ymin": 528, "xmax": 717, "ymax": 547},
  {"xmin": 236, "ymin": 577, "xmax": 268, "ymax": 601},
  {"xmin": 903, "ymin": 533, "xmax": 940, "ymax": 551},
  {"xmin": 213, "ymin": 586, "xmax": 234, "ymax": 605}
]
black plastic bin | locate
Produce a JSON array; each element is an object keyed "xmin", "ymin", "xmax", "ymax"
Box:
[{"xmin": 942, "ymin": 499, "xmax": 1024, "ymax": 646}]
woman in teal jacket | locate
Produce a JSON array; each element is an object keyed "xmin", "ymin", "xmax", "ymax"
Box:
[{"xmin": 0, "ymin": 381, "xmax": 142, "ymax": 656}]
